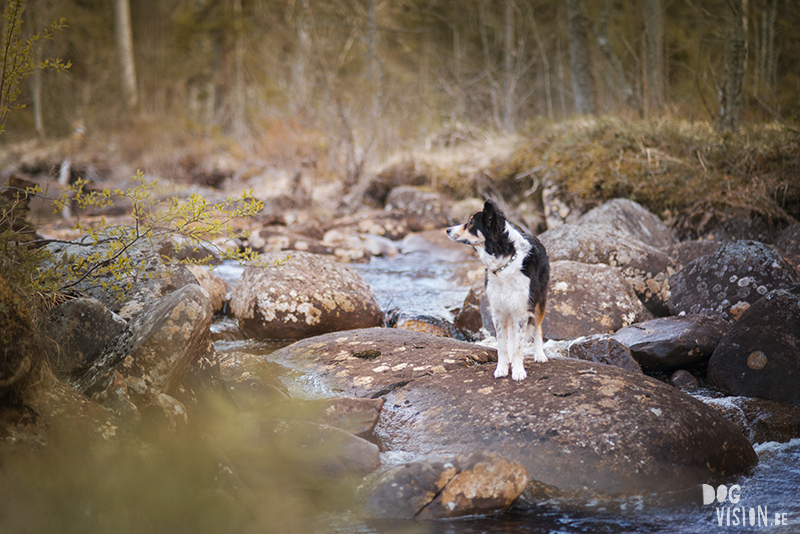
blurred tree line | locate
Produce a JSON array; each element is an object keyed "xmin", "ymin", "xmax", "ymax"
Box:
[{"xmin": 3, "ymin": 0, "xmax": 799, "ymax": 168}]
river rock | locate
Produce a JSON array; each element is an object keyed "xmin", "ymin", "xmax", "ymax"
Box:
[
  {"xmin": 386, "ymin": 309, "xmax": 455, "ymax": 338},
  {"xmin": 229, "ymin": 251, "xmax": 383, "ymax": 340},
  {"xmin": 217, "ymin": 351, "xmax": 290, "ymax": 412},
  {"xmin": 612, "ymin": 315, "xmax": 731, "ymax": 372},
  {"xmin": 283, "ymin": 397, "xmax": 385, "ymax": 437},
  {"xmin": 44, "ymin": 235, "xmax": 201, "ymax": 320},
  {"xmin": 268, "ymin": 328, "xmax": 496, "ymax": 399},
  {"xmin": 400, "ymin": 230, "xmax": 475, "ymax": 262},
  {"xmin": 666, "ymin": 240, "xmax": 799, "ymax": 320},
  {"xmin": 70, "ymin": 284, "xmax": 214, "ymax": 411},
  {"xmin": 384, "ymin": 186, "xmax": 450, "ymax": 231},
  {"xmin": 539, "ymin": 223, "xmax": 676, "ymax": 315},
  {"xmin": 562, "ymin": 334, "xmax": 642, "ymax": 373},
  {"xmin": 707, "ymin": 285, "xmax": 800, "ymax": 407},
  {"xmin": 700, "ymin": 395, "xmax": 800, "ymax": 444},
  {"xmin": 544, "ymin": 261, "xmax": 653, "ymax": 340},
  {"xmin": 574, "ymin": 198, "xmax": 676, "ymax": 248},
  {"xmin": 453, "ymin": 281, "xmax": 493, "ymax": 338},
  {"xmin": 669, "ymin": 370, "xmax": 700, "ymax": 389},
  {"xmin": 775, "ymin": 222, "xmax": 800, "ymax": 274},
  {"xmin": 363, "ymin": 452, "xmax": 528, "ymax": 520},
  {"xmin": 374, "ymin": 358, "xmax": 757, "ymax": 506},
  {"xmin": 260, "ymin": 419, "xmax": 380, "ymax": 480},
  {"xmin": 663, "ymin": 240, "xmax": 721, "ymax": 269},
  {"xmin": 42, "ymin": 297, "xmax": 126, "ymax": 376},
  {"xmin": 186, "ymin": 264, "xmax": 229, "ymax": 314}
]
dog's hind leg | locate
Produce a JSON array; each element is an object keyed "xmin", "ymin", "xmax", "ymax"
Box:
[
  {"xmin": 510, "ymin": 317, "xmax": 528, "ymax": 381},
  {"xmin": 493, "ymin": 313, "xmax": 510, "ymax": 378},
  {"xmin": 532, "ymin": 302, "xmax": 548, "ymax": 363}
]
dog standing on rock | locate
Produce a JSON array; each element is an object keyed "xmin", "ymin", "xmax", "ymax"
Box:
[{"xmin": 447, "ymin": 200, "xmax": 550, "ymax": 381}]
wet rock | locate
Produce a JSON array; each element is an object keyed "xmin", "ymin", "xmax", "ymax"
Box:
[
  {"xmin": 453, "ymin": 281, "xmax": 493, "ymax": 338},
  {"xmin": 44, "ymin": 236, "xmax": 201, "ymax": 320},
  {"xmin": 70, "ymin": 284, "xmax": 214, "ymax": 411},
  {"xmin": 707, "ymin": 285, "xmax": 800, "ymax": 407},
  {"xmin": 669, "ymin": 370, "xmax": 700, "ymax": 389},
  {"xmin": 539, "ymin": 223, "xmax": 676, "ymax": 315},
  {"xmin": 186, "ymin": 265, "xmax": 229, "ymax": 314},
  {"xmin": 364, "ymin": 159, "xmax": 428, "ymax": 207},
  {"xmin": 667, "ymin": 240, "xmax": 799, "ymax": 320},
  {"xmin": 268, "ymin": 328, "xmax": 496, "ymax": 399},
  {"xmin": 612, "ymin": 315, "xmax": 731, "ymax": 372},
  {"xmin": 544, "ymin": 261, "xmax": 653, "ymax": 340},
  {"xmin": 562, "ymin": 334, "xmax": 642, "ymax": 373},
  {"xmin": 700, "ymin": 395, "xmax": 800, "ymax": 444},
  {"xmin": 229, "ymin": 251, "xmax": 383, "ymax": 340},
  {"xmin": 288, "ymin": 397, "xmax": 385, "ymax": 437},
  {"xmin": 363, "ymin": 452, "xmax": 528, "ymax": 520},
  {"xmin": 321, "ymin": 230, "xmax": 399, "ymax": 262},
  {"xmin": 385, "ymin": 186, "xmax": 451, "ymax": 231},
  {"xmin": 261, "ymin": 419, "xmax": 380, "ymax": 480},
  {"xmin": 139, "ymin": 393, "xmax": 189, "ymax": 438},
  {"xmin": 42, "ymin": 297, "xmax": 126, "ymax": 376},
  {"xmin": 324, "ymin": 210, "xmax": 411, "ymax": 241},
  {"xmin": 374, "ymin": 358, "xmax": 757, "ymax": 506},
  {"xmin": 574, "ymin": 198, "xmax": 676, "ymax": 248},
  {"xmin": 217, "ymin": 351, "xmax": 290, "ymax": 412},
  {"xmin": 386, "ymin": 309, "xmax": 454, "ymax": 338}
]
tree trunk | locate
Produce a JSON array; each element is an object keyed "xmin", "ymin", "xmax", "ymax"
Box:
[
  {"xmin": 113, "ymin": 0, "xmax": 138, "ymax": 110},
  {"xmin": 719, "ymin": 0, "xmax": 745, "ymax": 132},
  {"xmin": 644, "ymin": 0, "xmax": 664, "ymax": 115},
  {"xmin": 528, "ymin": 6, "xmax": 553, "ymax": 119},
  {"xmin": 591, "ymin": 6, "xmax": 643, "ymax": 116},
  {"xmin": 232, "ymin": 0, "xmax": 245, "ymax": 136},
  {"xmin": 502, "ymin": 0, "xmax": 515, "ymax": 131},
  {"xmin": 566, "ymin": 0, "xmax": 595, "ymax": 115}
]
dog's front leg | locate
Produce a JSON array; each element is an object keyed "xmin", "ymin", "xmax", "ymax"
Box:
[
  {"xmin": 510, "ymin": 317, "xmax": 528, "ymax": 381},
  {"xmin": 493, "ymin": 314, "xmax": 510, "ymax": 378}
]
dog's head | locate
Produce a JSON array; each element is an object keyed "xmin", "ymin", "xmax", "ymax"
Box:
[{"xmin": 446, "ymin": 199, "xmax": 506, "ymax": 249}]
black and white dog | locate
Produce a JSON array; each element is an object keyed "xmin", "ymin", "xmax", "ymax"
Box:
[{"xmin": 447, "ymin": 200, "xmax": 549, "ymax": 381}]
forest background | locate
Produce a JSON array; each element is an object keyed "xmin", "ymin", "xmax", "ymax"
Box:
[{"xmin": 1, "ymin": 0, "xmax": 799, "ymax": 222}]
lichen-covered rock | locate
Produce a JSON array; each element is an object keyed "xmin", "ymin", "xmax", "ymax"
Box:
[
  {"xmin": 612, "ymin": 315, "xmax": 730, "ymax": 372},
  {"xmin": 374, "ymin": 358, "xmax": 757, "ymax": 507},
  {"xmin": 363, "ymin": 452, "xmax": 528, "ymax": 520},
  {"xmin": 70, "ymin": 284, "xmax": 214, "ymax": 411},
  {"xmin": 667, "ymin": 240, "xmax": 799, "ymax": 320},
  {"xmin": 539, "ymin": 223, "xmax": 676, "ymax": 315},
  {"xmin": 707, "ymin": 285, "xmax": 800, "ymax": 407},
  {"xmin": 43, "ymin": 236, "xmax": 200, "ymax": 320},
  {"xmin": 574, "ymin": 198, "xmax": 676, "ymax": 248},
  {"xmin": 669, "ymin": 370, "xmax": 700, "ymax": 389},
  {"xmin": 186, "ymin": 265, "xmax": 230, "ymax": 314},
  {"xmin": 268, "ymin": 328, "xmax": 496, "ymax": 399},
  {"xmin": 229, "ymin": 251, "xmax": 383, "ymax": 340},
  {"xmin": 386, "ymin": 309, "xmax": 455, "ymax": 338},
  {"xmin": 42, "ymin": 297, "xmax": 126, "ymax": 376},
  {"xmin": 544, "ymin": 261, "xmax": 653, "ymax": 340}
]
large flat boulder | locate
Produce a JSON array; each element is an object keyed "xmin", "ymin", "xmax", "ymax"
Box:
[
  {"xmin": 268, "ymin": 328, "xmax": 496, "ymax": 398},
  {"xmin": 373, "ymin": 358, "xmax": 756, "ymax": 506}
]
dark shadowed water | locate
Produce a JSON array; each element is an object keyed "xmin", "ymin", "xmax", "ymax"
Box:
[{"xmin": 212, "ymin": 250, "xmax": 800, "ymax": 534}]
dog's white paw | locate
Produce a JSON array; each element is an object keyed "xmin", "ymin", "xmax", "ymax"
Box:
[
  {"xmin": 533, "ymin": 351, "xmax": 548, "ymax": 363},
  {"xmin": 494, "ymin": 365, "xmax": 509, "ymax": 378},
  {"xmin": 511, "ymin": 367, "xmax": 527, "ymax": 381}
]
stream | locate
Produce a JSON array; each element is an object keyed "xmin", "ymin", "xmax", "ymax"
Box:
[{"xmin": 210, "ymin": 248, "xmax": 800, "ymax": 534}]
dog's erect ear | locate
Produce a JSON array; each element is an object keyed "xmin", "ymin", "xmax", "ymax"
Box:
[{"xmin": 482, "ymin": 199, "xmax": 502, "ymax": 229}]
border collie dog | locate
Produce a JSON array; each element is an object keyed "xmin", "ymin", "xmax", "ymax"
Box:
[{"xmin": 447, "ymin": 200, "xmax": 549, "ymax": 381}]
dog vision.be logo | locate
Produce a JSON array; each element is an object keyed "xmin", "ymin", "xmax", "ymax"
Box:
[{"xmin": 702, "ymin": 484, "xmax": 790, "ymax": 528}]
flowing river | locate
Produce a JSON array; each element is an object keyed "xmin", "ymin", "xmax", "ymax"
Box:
[{"xmin": 211, "ymin": 248, "xmax": 800, "ymax": 534}]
